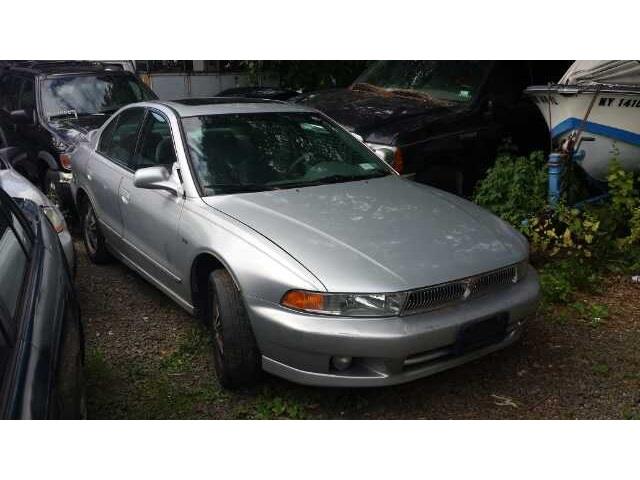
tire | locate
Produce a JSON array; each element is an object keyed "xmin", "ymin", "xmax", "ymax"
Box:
[
  {"xmin": 81, "ymin": 199, "xmax": 112, "ymax": 264},
  {"xmin": 207, "ymin": 269, "xmax": 261, "ymax": 388}
]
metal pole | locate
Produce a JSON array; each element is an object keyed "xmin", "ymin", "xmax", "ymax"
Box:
[{"xmin": 547, "ymin": 152, "xmax": 565, "ymax": 207}]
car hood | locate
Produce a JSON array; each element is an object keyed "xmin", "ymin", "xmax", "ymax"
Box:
[
  {"xmin": 294, "ymin": 88, "xmax": 460, "ymax": 143},
  {"xmin": 47, "ymin": 115, "xmax": 110, "ymax": 144},
  {"xmin": 0, "ymin": 168, "xmax": 50, "ymax": 206},
  {"xmin": 203, "ymin": 176, "xmax": 527, "ymax": 292}
]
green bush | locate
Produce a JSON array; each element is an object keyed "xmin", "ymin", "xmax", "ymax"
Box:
[
  {"xmin": 538, "ymin": 257, "xmax": 600, "ymax": 304},
  {"xmin": 607, "ymin": 159, "xmax": 640, "ymax": 249},
  {"xmin": 473, "ymin": 150, "xmax": 548, "ymax": 225},
  {"xmin": 522, "ymin": 204, "xmax": 603, "ymax": 259}
]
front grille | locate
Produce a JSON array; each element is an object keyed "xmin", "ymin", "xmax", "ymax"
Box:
[{"xmin": 401, "ymin": 264, "xmax": 517, "ymax": 316}]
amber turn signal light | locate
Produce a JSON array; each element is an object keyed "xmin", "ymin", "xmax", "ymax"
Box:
[{"xmin": 281, "ymin": 290, "xmax": 326, "ymax": 312}]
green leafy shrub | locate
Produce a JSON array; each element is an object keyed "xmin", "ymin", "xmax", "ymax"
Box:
[
  {"xmin": 607, "ymin": 160, "xmax": 640, "ymax": 249},
  {"xmin": 522, "ymin": 204, "xmax": 602, "ymax": 259},
  {"xmin": 473, "ymin": 150, "xmax": 548, "ymax": 225},
  {"xmin": 538, "ymin": 257, "xmax": 600, "ymax": 304}
]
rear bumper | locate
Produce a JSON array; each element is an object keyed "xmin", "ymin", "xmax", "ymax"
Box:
[{"xmin": 246, "ymin": 266, "xmax": 540, "ymax": 387}]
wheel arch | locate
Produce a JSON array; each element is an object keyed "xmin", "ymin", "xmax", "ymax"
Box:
[
  {"xmin": 74, "ymin": 186, "xmax": 89, "ymax": 211},
  {"xmin": 190, "ymin": 251, "xmax": 241, "ymax": 319}
]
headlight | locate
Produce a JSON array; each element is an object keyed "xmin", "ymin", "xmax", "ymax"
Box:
[
  {"xmin": 365, "ymin": 143, "xmax": 404, "ymax": 173},
  {"xmin": 281, "ymin": 290, "xmax": 407, "ymax": 317},
  {"xmin": 42, "ymin": 206, "xmax": 66, "ymax": 233}
]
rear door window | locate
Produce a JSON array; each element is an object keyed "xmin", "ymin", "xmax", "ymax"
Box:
[{"xmin": 97, "ymin": 107, "xmax": 145, "ymax": 168}]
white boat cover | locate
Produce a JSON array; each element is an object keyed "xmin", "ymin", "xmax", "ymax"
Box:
[{"xmin": 560, "ymin": 60, "xmax": 640, "ymax": 86}]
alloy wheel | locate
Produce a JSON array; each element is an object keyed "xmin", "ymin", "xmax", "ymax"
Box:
[
  {"xmin": 84, "ymin": 206, "xmax": 99, "ymax": 255},
  {"xmin": 208, "ymin": 283, "xmax": 225, "ymax": 359}
]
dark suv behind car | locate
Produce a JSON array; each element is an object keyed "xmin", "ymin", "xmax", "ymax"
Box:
[
  {"xmin": 0, "ymin": 61, "xmax": 156, "ymax": 208},
  {"xmin": 295, "ymin": 60, "xmax": 571, "ymax": 195}
]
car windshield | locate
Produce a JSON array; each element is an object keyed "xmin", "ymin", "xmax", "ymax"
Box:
[
  {"xmin": 41, "ymin": 74, "xmax": 155, "ymax": 120},
  {"xmin": 181, "ymin": 112, "xmax": 393, "ymax": 195},
  {"xmin": 353, "ymin": 60, "xmax": 491, "ymax": 103}
]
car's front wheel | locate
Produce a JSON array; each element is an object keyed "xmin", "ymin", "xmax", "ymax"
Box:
[
  {"xmin": 81, "ymin": 199, "xmax": 112, "ymax": 264},
  {"xmin": 207, "ymin": 269, "xmax": 261, "ymax": 388}
]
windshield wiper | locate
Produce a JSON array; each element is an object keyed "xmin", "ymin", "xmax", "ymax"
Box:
[
  {"xmin": 351, "ymin": 82, "xmax": 390, "ymax": 94},
  {"xmin": 387, "ymin": 88, "xmax": 454, "ymax": 106},
  {"xmin": 48, "ymin": 110, "xmax": 78, "ymax": 121},
  {"xmin": 277, "ymin": 172, "xmax": 388, "ymax": 188},
  {"xmin": 204, "ymin": 183, "xmax": 279, "ymax": 194}
]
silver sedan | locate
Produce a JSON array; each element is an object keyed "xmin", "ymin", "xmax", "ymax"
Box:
[{"xmin": 71, "ymin": 99, "xmax": 539, "ymax": 388}]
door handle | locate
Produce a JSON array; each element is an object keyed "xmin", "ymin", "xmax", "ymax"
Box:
[{"xmin": 120, "ymin": 189, "xmax": 130, "ymax": 204}]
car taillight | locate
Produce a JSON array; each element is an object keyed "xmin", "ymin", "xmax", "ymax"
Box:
[{"xmin": 60, "ymin": 153, "xmax": 72, "ymax": 170}]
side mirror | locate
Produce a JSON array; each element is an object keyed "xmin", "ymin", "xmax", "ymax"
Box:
[
  {"xmin": 10, "ymin": 109, "xmax": 34, "ymax": 125},
  {"xmin": 133, "ymin": 166, "xmax": 178, "ymax": 196}
]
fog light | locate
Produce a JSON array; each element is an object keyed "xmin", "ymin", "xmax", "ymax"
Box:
[{"xmin": 331, "ymin": 356, "xmax": 352, "ymax": 371}]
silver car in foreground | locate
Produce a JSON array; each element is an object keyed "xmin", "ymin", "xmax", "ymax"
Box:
[{"xmin": 71, "ymin": 98, "xmax": 539, "ymax": 388}]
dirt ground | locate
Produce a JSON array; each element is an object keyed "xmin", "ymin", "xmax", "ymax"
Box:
[{"xmin": 76, "ymin": 240, "xmax": 640, "ymax": 419}]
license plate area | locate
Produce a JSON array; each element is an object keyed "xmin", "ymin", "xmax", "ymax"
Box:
[{"xmin": 455, "ymin": 314, "xmax": 508, "ymax": 355}]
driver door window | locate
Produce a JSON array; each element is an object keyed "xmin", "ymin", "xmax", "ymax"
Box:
[
  {"xmin": 131, "ymin": 110, "xmax": 177, "ymax": 170},
  {"xmin": 98, "ymin": 107, "xmax": 145, "ymax": 168}
]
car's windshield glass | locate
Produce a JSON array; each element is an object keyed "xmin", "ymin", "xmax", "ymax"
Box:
[
  {"xmin": 41, "ymin": 74, "xmax": 155, "ymax": 120},
  {"xmin": 354, "ymin": 60, "xmax": 491, "ymax": 104},
  {"xmin": 181, "ymin": 112, "xmax": 393, "ymax": 195}
]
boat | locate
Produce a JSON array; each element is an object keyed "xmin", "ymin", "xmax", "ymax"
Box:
[{"xmin": 525, "ymin": 60, "xmax": 640, "ymax": 182}]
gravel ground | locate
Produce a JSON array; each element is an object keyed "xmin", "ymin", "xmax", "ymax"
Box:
[{"xmin": 76, "ymin": 240, "xmax": 640, "ymax": 419}]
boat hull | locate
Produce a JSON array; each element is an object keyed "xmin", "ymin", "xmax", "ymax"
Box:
[{"xmin": 525, "ymin": 85, "xmax": 640, "ymax": 181}]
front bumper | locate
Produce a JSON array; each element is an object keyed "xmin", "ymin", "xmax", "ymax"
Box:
[{"xmin": 247, "ymin": 266, "xmax": 540, "ymax": 387}]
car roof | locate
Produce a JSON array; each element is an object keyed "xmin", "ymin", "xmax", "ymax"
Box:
[
  {"xmin": 2, "ymin": 61, "xmax": 121, "ymax": 76},
  {"xmin": 152, "ymin": 97, "xmax": 315, "ymax": 117}
]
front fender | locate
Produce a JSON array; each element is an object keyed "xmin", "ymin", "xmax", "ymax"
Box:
[{"xmin": 177, "ymin": 198, "xmax": 326, "ymax": 305}]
